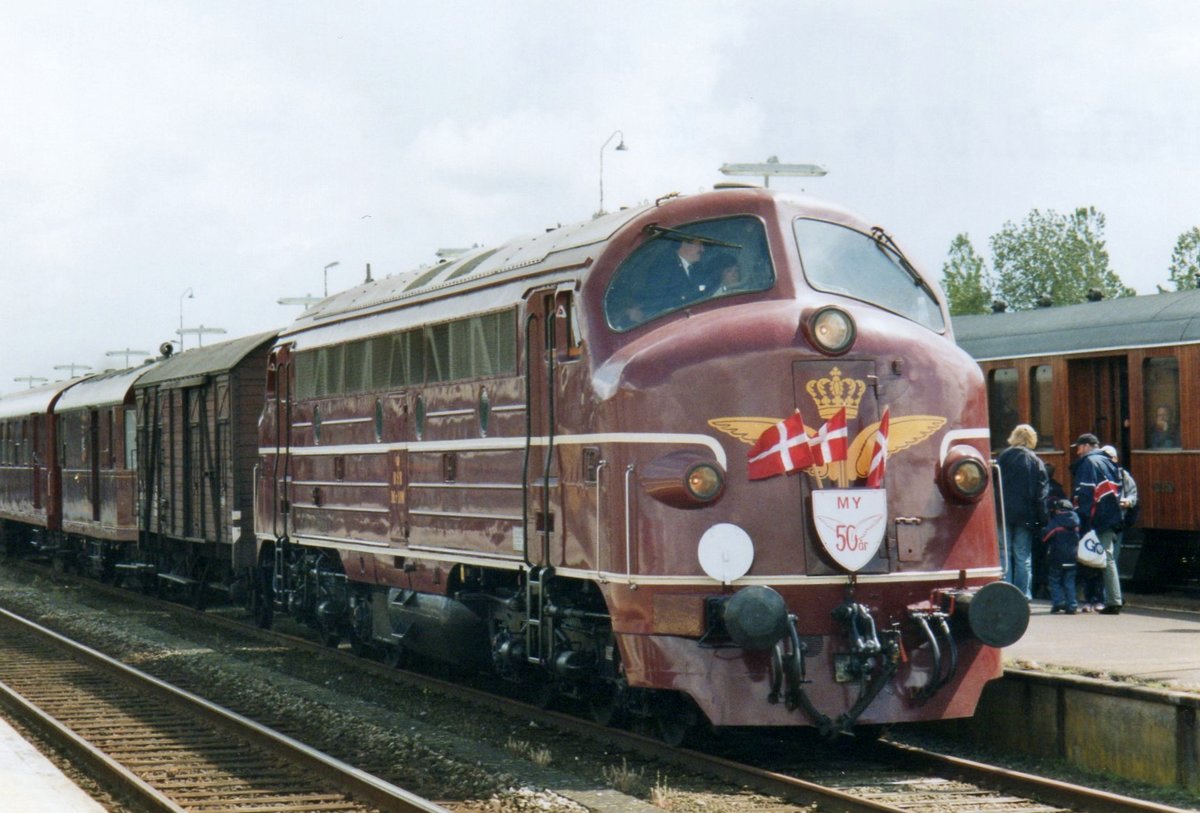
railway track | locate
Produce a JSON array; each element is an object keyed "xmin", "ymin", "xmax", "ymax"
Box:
[
  {"xmin": 0, "ymin": 605, "xmax": 448, "ymax": 813},
  {"xmin": 1, "ymin": 564, "xmax": 1194, "ymax": 813}
]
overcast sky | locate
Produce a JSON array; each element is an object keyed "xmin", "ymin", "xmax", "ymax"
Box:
[{"xmin": 2, "ymin": 2, "xmax": 1198, "ymax": 389}]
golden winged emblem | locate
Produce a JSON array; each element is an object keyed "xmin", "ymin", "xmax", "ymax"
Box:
[{"xmin": 707, "ymin": 414, "xmax": 946, "ymax": 486}]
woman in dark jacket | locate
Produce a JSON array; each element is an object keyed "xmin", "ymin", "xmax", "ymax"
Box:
[{"xmin": 996, "ymin": 424, "xmax": 1050, "ymax": 601}]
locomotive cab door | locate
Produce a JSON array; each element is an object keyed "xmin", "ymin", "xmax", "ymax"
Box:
[{"xmin": 522, "ymin": 288, "xmax": 569, "ymax": 569}]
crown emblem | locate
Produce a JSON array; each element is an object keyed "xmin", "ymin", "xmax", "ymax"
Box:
[{"xmin": 806, "ymin": 367, "xmax": 867, "ymax": 419}]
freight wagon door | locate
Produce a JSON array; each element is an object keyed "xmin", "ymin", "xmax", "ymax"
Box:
[{"xmin": 522, "ymin": 288, "xmax": 570, "ymax": 568}]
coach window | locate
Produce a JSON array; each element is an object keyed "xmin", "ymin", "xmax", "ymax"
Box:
[
  {"xmin": 1029, "ymin": 365, "xmax": 1054, "ymax": 449},
  {"xmin": 988, "ymin": 368, "xmax": 1018, "ymax": 453},
  {"xmin": 125, "ymin": 408, "xmax": 138, "ymax": 469},
  {"xmin": 1143, "ymin": 357, "xmax": 1181, "ymax": 449}
]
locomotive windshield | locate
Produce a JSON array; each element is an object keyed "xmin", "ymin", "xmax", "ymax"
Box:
[
  {"xmin": 603, "ymin": 215, "xmax": 774, "ymax": 331},
  {"xmin": 794, "ymin": 218, "xmax": 946, "ymax": 332}
]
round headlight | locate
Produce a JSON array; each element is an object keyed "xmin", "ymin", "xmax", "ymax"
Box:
[
  {"xmin": 950, "ymin": 458, "xmax": 987, "ymax": 497},
  {"xmin": 809, "ymin": 307, "xmax": 855, "ymax": 354},
  {"xmin": 685, "ymin": 463, "xmax": 724, "ymax": 501}
]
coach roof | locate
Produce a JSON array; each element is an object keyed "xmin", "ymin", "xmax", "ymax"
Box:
[
  {"xmin": 56, "ymin": 363, "xmax": 158, "ymax": 411},
  {"xmin": 136, "ymin": 330, "xmax": 279, "ymax": 387},
  {"xmin": 954, "ymin": 289, "xmax": 1200, "ymax": 361}
]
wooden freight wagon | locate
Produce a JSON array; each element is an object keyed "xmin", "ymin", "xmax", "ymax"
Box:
[{"xmin": 132, "ymin": 330, "xmax": 278, "ymax": 604}]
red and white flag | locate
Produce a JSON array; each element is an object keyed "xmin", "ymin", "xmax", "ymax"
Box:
[
  {"xmin": 747, "ymin": 410, "xmax": 814, "ymax": 480},
  {"xmin": 866, "ymin": 407, "xmax": 891, "ymax": 487},
  {"xmin": 808, "ymin": 407, "xmax": 848, "ymax": 466}
]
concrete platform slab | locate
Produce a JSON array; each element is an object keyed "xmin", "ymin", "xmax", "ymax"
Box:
[
  {"xmin": 1005, "ymin": 598, "xmax": 1200, "ymax": 691},
  {"xmin": 0, "ymin": 715, "xmax": 105, "ymax": 812}
]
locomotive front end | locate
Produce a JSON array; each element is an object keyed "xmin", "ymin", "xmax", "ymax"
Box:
[{"xmin": 584, "ymin": 189, "xmax": 1028, "ymax": 735}]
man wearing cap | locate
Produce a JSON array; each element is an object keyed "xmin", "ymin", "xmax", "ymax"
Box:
[{"xmin": 1070, "ymin": 433, "xmax": 1124, "ymax": 614}]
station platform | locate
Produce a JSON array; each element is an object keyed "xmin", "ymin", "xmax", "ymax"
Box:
[
  {"xmin": 0, "ymin": 715, "xmax": 106, "ymax": 812},
  {"xmin": 1004, "ymin": 595, "xmax": 1200, "ymax": 691}
]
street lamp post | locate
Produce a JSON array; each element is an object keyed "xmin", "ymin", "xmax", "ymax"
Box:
[
  {"xmin": 277, "ymin": 294, "xmax": 323, "ymax": 307},
  {"xmin": 178, "ymin": 287, "xmax": 194, "ymax": 351},
  {"xmin": 53, "ymin": 363, "xmax": 92, "ymax": 378},
  {"xmin": 14, "ymin": 376, "xmax": 48, "ymax": 389},
  {"xmin": 105, "ymin": 349, "xmax": 151, "ymax": 369},
  {"xmin": 718, "ymin": 156, "xmax": 828, "ymax": 188},
  {"xmin": 324, "ymin": 261, "xmax": 340, "ymax": 297},
  {"xmin": 597, "ymin": 130, "xmax": 628, "ymax": 216},
  {"xmin": 177, "ymin": 325, "xmax": 227, "ymax": 348}
]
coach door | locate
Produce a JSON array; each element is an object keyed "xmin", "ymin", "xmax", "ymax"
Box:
[
  {"xmin": 1067, "ymin": 356, "xmax": 1129, "ymax": 454},
  {"xmin": 266, "ymin": 344, "xmax": 294, "ymax": 542}
]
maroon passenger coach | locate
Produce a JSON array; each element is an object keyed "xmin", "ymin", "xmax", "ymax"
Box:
[{"xmin": 257, "ymin": 187, "xmax": 1022, "ymax": 737}]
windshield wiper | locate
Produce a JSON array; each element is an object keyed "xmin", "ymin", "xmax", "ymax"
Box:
[
  {"xmin": 871, "ymin": 226, "xmax": 930, "ymax": 291},
  {"xmin": 644, "ymin": 224, "xmax": 742, "ymax": 249}
]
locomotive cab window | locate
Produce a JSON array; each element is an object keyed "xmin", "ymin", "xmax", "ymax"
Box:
[
  {"xmin": 1143, "ymin": 357, "xmax": 1180, "ymax": 449},
  {"xmin": 793, "ymin": 219, "xmax": 945, "ymax": 332},
  {"xmin": 603, "ymin": 215, "xmax": 774, "ymax": 331}
]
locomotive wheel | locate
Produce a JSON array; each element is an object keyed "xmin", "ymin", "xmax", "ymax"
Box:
[
  {"xmin": 656, "ymin": 713, "xmax": 690, "ymax": 747},
  {"xmin": 383, "ymin": 644, "xmax": 407, "ymax": 669},
  {"xmin": 654, "ymin": 695, "xmax": 698, "ymax": 747},
  {"xmin": 528, "ymin": 679, "xmax": 556, "ymax": 710},
  {"xmin": 252, "ymin": 563, "xmax": 274, "ymax": 629},
  {"xmin": 349, "ymin": 631, "xmax": 372, "ymax": 658},
  {"xmin": 589, "ymin": 682, "xmax": 625, "ymax": 727}
]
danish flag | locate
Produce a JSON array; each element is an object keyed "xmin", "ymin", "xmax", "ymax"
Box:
[
  {"xmin": 809, "ymin": 407, "xmax": 848, "ymax": 466},
  {"xmin": 747, "ymin": 410, "xmax": 814, "ymax": 480},
  {"xmin": 866, "ymin": 406, "xmax": 890, "ymax": 488}
]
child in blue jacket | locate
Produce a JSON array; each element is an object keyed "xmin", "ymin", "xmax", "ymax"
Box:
[{"xmin": 1042, "ymin": 499, "xmax": 1080, "ymax": 614}]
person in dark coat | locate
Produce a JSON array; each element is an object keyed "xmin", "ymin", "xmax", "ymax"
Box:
[
  {"xmin": 996, "ymin": 424, "xmax": 1049, "ymax": 601},
  {"xmin": 1070, "ymin": 433, "xmax": 1124, "ymax": 614},
  {"xmin": 1042, "ymin": 498, "xmax": 1080, "ymax": 614}
]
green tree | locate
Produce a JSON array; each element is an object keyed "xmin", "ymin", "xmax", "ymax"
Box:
[
  {"xmin": 1167, "ymin": 227, "xmax": 1200, "ymax": 290},
  {"xmin": 989, "ymin": 207, "xmax": 1134, "ymax": 310},
  {"xmin": 940, "ymin": 233, "xmax": 992, "ymax": 315}
]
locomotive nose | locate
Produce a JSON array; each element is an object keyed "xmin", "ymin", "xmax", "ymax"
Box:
[{"xmin": 723, "ymin": 585, "xmax": 791, "ymax": 650}]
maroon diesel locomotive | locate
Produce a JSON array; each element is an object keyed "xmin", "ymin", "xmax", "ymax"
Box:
[{"xmin": 254, "ymin": 187, "xmax": 1027, "ymax": 738}]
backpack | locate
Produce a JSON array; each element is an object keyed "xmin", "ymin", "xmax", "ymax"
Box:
[{"xmin": 1119, "ymin": 468, "xmax": 1140, "ymax": 529}]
